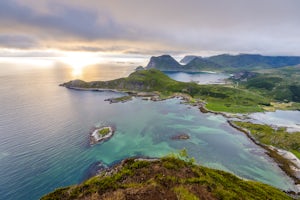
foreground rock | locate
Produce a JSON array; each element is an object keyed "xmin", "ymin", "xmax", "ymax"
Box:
[
  {"xmin": 171, "ymin": 133, "xmax": 190, "ymax": 140},
  {"xmin": 42, "ymin": 157, "xmax": 292, "ymax": 200}
]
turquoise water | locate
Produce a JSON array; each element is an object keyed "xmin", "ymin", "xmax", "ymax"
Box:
[
  {"xmin": 249, "ymin": 110, "xmax": 300, "ymax": 132},
  {"xmin": 164, "ymin": 71, "xmax": 229, "ymax": 84},
  {"xmin": 0, "ymin": 64, "xmax": 295, "ymax": 200}
]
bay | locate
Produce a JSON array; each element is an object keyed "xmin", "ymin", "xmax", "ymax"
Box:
[{"xmin": 0, "ymin": 61, "xmax": 295, "ymax": 200}]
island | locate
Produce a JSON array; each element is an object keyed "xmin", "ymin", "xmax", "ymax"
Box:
[{"xmin": 90, "ymin": 126, "xmax": 115, "ymax": 145}]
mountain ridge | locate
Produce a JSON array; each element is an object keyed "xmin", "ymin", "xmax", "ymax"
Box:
[{"xmin": 147, "ymin": 54, "xmax": 300, "ymax": 72}]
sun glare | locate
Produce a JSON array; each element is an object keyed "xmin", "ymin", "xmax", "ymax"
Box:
[{"xmin": 60, "ymin": 52, "xmax": 102, "ymax": 77}]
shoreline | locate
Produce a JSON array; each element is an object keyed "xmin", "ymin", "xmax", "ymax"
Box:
[
  {"xmin": 63, "ymin": 85, "xmax": 300, "ymax": 194},
  {"xmin": 228, "ymin": 120, "xmax": 300, "ymax": 194},
  {"xmin": 90, "ymin": 126, "xmax": 115, "ymax": 145}
]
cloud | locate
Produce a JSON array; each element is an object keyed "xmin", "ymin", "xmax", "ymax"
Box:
[
  {"xmin": 1, "ymin": 0, "xmax": 300, "ymax": 56},
  {"xmin": 0, "ymin": 35, "xmax": 37, "ymax": 49},
  {"xmin": 0, "ymin": 0, "xmax": 133, "ymax": 40}
]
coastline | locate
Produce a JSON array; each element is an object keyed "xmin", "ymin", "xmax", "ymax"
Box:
[
  {"xmin": 228, "ymin": 120, "xmax": 300, "ymax": 193},
  {"xmin": 62, "ymin": 84, "xmax": 300, "ymax": 194}
]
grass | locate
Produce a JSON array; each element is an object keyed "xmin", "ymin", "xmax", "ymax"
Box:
[
  {"xmin": 42, "ymin": 156, "xmax": 292, "ymax": 200},
  {"xmin": 98, "ymin": 127, "xmax": 110, "ymax": 136},
  {"xmin": 63, "ymin": 69, "xmax": 272, "ymax": 113},
  {"xmin": 173, "ymin": 186, "xmax": 199, "ymax": 200},
  {"xmin": 239, "ymin": 67, "xmax": 300, "ymax": 105},
  {"xmin": 233, "ymin": 121, "xmax": 300, "ymax": 159}
]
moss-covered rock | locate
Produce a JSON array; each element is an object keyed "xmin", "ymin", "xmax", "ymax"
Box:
[{"xmin": 42, "ymin": 157, "xmax": 292, "ymax": 200}]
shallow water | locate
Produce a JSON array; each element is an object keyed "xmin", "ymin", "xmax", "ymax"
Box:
[
  {"xmin": 249, "ymin": 110, "xmax": 300, "ymax": 132},
  {"xmin": 0, "ymin": 63, "xmax": 296, "ymax": 200}
]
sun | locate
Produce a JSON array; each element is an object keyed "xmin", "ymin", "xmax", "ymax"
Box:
[
  {"xmin": 60, "ymin": 52, "xmax": 102, "ymax": 77},
  {"xmin": 72, "ymin": 66, "xmax": 84, "ymax": 76}
]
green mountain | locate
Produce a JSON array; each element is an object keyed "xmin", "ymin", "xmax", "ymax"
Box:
[
  {"xmin": 145, "ymin": 55, "xmax": 223, "ymax": 72},
  {"xmin": 207, "ymin": 54, "xmax": 300, "ymax": 69},
  {"xmin": 41, "ymin": 157, "xmax": 291, "ymax": 200},
  {"xmin": 61, "ymin": 69, "xmax": 270, "ymax": 113},
  {"xmin": 185, "ymin": 57, "xmax": 223, "ymax": 71},
  {"xmin": 146, "ymin": 54, "xmax": 300, "ymax": 72},
  {"xmin": 146, "ymin": 55, "xmax": 182, "ymax": 71}
]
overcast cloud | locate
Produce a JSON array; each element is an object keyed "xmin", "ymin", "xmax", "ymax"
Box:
[{"xmin": 1, "ymin": 0, "xmax": 300, "ymax": 56}]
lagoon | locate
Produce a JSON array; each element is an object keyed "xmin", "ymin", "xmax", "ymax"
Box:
[{"xmin": 164, "ymin": 71, "xmax": 229, "ymax": 84}]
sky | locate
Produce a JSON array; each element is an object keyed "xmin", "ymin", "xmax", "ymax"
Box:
[{"xmin": 1, "ymin": 0, "xmax": 300, "ymax": 60}]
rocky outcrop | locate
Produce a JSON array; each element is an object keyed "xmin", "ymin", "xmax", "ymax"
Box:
[
  {"xmin": 146, "ymin": 55, "xmax": 182, "ymax": 71},
  {"xmin": 171, "ymin": 133, "xmax": 190, "ymax": 140}
]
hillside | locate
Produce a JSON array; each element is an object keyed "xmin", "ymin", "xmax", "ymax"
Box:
[
  {"xmin": 145, "ymin": 55, "xmax": 223, "ymax": 72},
  {"xmin": 146, "ymin": 55, "xmax": 182, "ymax": 71},
  {"xmin": 61, "ymin": 69, "xmax": 271, "ymax": 113},
  {"xmin": 180, "ymin": 55, "xmax": 200, "ymax": 64},
  {"xmin": 145, "ymin": 54, "xmax": 300, "ymax": 72},
  {"xmin": 235, "ymin": 67, "xmax": 300, "ymax": 104},
  {"xmin": 41, "ymin": 156, "xmax": 292, "ymax": 200},
  {"xmin": 207, "ymin": 54, "xmax": 300, "ymax": 69},
  {"xmin": 185, "ymin": 57, "xmax": 223, "ymax": 71}
]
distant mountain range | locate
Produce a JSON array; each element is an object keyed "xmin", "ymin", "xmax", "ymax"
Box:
[{"xmin": 144, "ymin": 54, "xmax": 300, "ymax": 72}]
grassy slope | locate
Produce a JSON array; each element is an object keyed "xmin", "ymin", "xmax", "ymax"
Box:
[
  {"xmin": 232, "ymin": 121, "xmax": 300, "ymax": 159},
  {"xmin": 41, "ymin": 157, "xmax": 291, "ymax": 200},
  {"xmin": 62, "ymin": 69, "xmax": 269, "ymax": 113},
  {"xmin": 239, "ymin": 67, "xmax": 300, "ymax": 105}
]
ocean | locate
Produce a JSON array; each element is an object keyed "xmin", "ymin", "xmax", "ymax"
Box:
[{"xmin": 0, "ymin": 61, "xmax": 295, "ymax": 199}]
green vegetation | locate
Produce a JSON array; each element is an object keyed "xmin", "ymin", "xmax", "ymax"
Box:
[
  {"xmin": 173, "ymin": 186, "xmax": 199, "ymax": 200},
  {"xmin": 207, "ymin": 54, "xmax": 300, "ymax": 70},
  {"xmin": 98, "ymin": 128, "xmax": 110, "ymax": 136},
  {"xmin": 232, "ymin": 121, "xmax": 300, "ymax": 159},
  {"xmin": 62, "ymin": 69, "xmax": 270, "ymax": 113},
  {"xmin": 148, "ymin": 54, "xmax": 300, "ymax": 72},
  {"xmin": 237, "ymin": 67, "xmax": 300, "ymax": 106},
  {"xmin": 106, "ymin": 95, "xmax": 132, "ymax": 103},
  {"xmin": 42, "ymin": 155, "xmax": 291, "ymax": 200}
]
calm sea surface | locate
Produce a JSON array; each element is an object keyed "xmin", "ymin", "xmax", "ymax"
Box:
[{"xmin": 0, "ymin": 62, "xmax": 296, "ymax": 199}]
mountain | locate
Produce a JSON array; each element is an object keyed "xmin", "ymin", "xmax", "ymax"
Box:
[
  {"xmin": 146, "ymin": 55, "xmax": 182, "ymax": 71},
  {"xmin": 180, "ymin": 55, "xmax": 200, "ymax": 64},
  {"xmin": 185, "ymin": 57, "xmax": 223, "ymax": 71},
  {"xmin": 207, "ymin": 54, "xmax": 300, "ymax": 68},
  {"xmin": 41, "ymin": 157, "xmax": 291, "ymax": 200},
  {"xmin": 145, "ymin": 55, "xmax": 224, "ymax": 72},
  {"xmin": 146, "ymin": 54, "xmax": 300, "ymax": 72}
]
